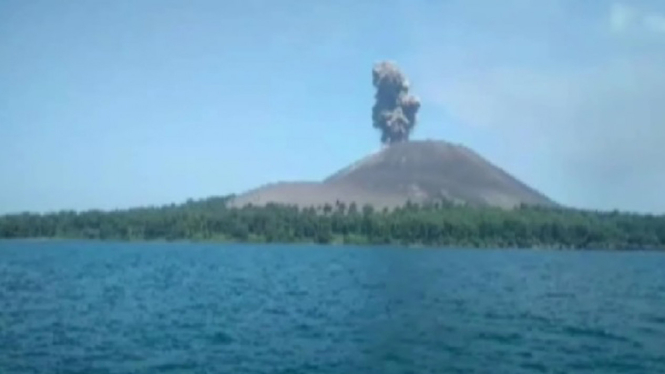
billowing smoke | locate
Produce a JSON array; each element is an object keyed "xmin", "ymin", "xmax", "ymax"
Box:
[{"xmin": 372, "ymin": 61, "xmax": 421, "ymax": 144}]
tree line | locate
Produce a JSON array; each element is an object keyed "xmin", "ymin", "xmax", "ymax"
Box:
[{"xmin": 1, "ymin": 196, "xmax": 664, "ymax": 249}]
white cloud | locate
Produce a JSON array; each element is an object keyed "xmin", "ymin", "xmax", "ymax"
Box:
[
  {"xmin": 609, "ymin": 2, "xmax": 665, "ymax": 34},
  {"xmin": 643, "ymin": 13, "xmax": 665, "ymax": 33},
  {"xmin": 610, "ymin": 3, "xmax": 637, "ymax": 32}
]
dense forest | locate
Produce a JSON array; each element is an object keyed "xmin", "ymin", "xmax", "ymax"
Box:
[{"xmin": 1, "ymin": 196, "xmax": 664, "ymax": 250}]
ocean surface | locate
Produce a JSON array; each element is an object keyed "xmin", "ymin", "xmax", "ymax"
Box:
[{"xmin": 0, "ymin": 241, "xmax": 664, "ymax": 374}]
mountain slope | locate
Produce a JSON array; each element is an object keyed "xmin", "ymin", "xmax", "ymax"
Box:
[{"xmin": 231, "ymin": 140, "xmax": 556, "ymax": 209}]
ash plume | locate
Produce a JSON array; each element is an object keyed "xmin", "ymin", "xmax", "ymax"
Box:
[{"xmin": 372, "ymin": 61, "xmax": 421, "ymax": 144}]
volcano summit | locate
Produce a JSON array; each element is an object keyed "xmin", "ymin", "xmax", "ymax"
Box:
[
  {"xmin": 231, "ymin": 62, "xmax": 556, "ymax": 210},
  {"xmin": 231, "ymin": 140, "xmax": 556, "ymax": 209}
]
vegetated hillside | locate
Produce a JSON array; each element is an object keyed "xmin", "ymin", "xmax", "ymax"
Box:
[
  {"xmin": 231, "ymin": 140, "xmax": 557, "ymax": 209},
  {"xmin": 2, "ymin": 198, "xmax": 664, "ymax": 250}
]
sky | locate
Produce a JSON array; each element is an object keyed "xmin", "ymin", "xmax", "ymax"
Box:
[{"xmin": 1, "ymin": 0, "xmax": 664, "ymax": 214}]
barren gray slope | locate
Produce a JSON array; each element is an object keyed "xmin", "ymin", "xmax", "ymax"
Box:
[
  {"xmin": 231, "ymin": 140, "xmax": 556, "ymax": 209},
  {"xmin": 324, "ymin": 140, "xmax": 556, "ymax": 208},
  {"xmin": 229, "ymin": 181, "xmax": 407, "ymax": 209}
]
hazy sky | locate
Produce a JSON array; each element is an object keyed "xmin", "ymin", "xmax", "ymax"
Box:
[{"xmin": 2, "ymin": 0, "xmax": 664, "ymax": 214}]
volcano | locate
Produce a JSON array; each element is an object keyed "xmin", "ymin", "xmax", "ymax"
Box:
[{"xmin": 230, "ymin": 140, "xmax": 556, "ymax": 209}]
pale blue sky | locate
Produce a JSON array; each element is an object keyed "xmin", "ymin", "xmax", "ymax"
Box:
[{"xmin": 2, "ymin": 0, "xmax": 664, "ymax": 214}]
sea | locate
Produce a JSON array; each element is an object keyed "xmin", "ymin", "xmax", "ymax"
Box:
[{"xmin": 0, "ymin": 241, "xmax": 664, "ymax": 374}]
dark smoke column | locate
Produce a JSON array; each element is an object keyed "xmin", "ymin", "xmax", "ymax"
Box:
[{"xmin": 372, "ymin": 61, "xmax": 421, "ymax": 144}]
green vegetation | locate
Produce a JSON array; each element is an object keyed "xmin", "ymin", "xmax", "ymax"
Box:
[{"xmin": 1, "ymin": 196, "xmax": 664, "ymax": 249}]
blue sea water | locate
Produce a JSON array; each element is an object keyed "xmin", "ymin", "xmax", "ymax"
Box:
[{"xmin": 0, "ymin": 241, "xmax": 664, "ymax": 374}]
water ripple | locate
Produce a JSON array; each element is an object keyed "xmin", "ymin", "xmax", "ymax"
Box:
[{"xmin": 0, "ymin": 241, "xmax": 664, "ymax": 374}]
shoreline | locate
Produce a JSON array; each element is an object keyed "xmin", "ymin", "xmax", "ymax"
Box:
[{"xmin": 2, "ymin": 237, "xmax": 663, "ymax": 252}]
